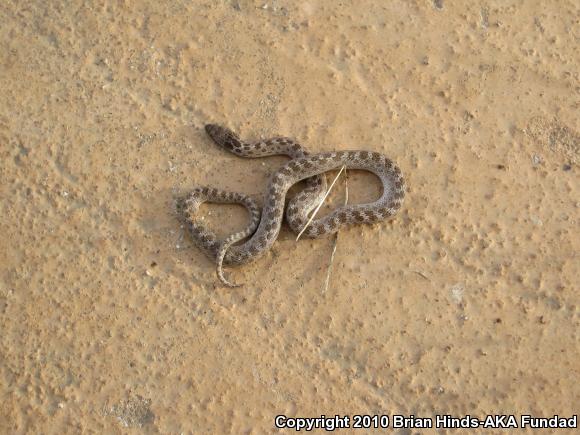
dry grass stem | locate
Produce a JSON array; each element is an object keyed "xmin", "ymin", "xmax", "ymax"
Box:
[
  {"xmin": 323, "ymin": 168, "xmax": 348, "ymax": 293},
  {"xmin": 296, "ymin": 165, "xmax": 347, "ymax": 241}
]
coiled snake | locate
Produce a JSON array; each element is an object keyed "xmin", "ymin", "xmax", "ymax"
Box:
[{"xmin": 181, "ymin": 125, "xmax": 406, "ymax": 287}]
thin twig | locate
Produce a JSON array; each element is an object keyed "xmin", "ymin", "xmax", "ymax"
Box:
[
  {"xmin": 413, "ymin": 270, "xmax": 431, "ymax": 281},
  {"xmin": 296, "ymin": 165, "xmax": 346, "ymax": 241},
  {"xmin": 323, "ymin": 168, "xmax": 348, "ymax": 294}
]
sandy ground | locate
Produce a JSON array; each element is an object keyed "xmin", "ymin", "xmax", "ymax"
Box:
[{"xmin": 1, "ymin": 0, "xmax": 578, "ymax": 433}]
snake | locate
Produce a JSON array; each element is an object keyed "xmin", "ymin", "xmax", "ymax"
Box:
[{"xmin": 181, "ymin": 124, "xmax": 406, "ymax": 287}]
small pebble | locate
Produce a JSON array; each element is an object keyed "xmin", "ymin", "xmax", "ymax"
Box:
[{"xmin": 530, "ymin": 215, "xmax": 543, "ymax": 226}]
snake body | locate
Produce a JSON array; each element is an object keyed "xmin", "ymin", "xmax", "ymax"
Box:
[{"xmin": 182, "ymin": 125, "xmax": 406, "ymax": 286}]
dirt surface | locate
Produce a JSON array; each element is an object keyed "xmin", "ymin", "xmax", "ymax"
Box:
[{"xmin": 1, "ymin": 0, "xmax": 578, "ymax": 433}]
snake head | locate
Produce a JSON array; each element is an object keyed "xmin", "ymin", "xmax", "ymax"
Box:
[{"xmin": 205, "ymin": 124, "xmax": 241, "ymax": 152}]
